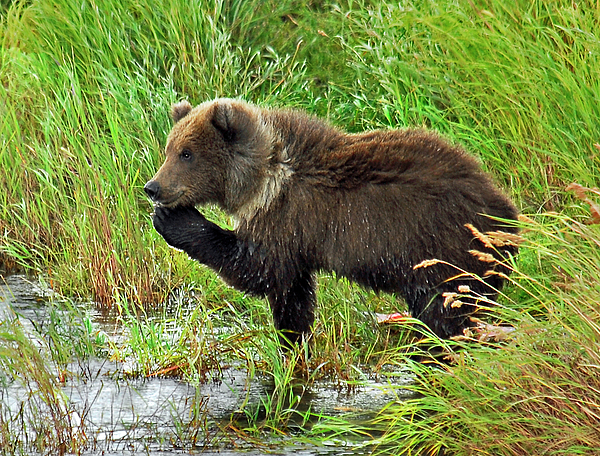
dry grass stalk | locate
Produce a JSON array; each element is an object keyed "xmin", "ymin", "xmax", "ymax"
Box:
[
  {"xmin": 442, "ymin": 292, "xmax": 458, "ymax": 308},
  {"xmin": 413, "ymin": 258, "xmax": 443, "ymax": 269},
  {"xmin": 566, "ymin": 182, "xmax": 600, "ymax": 225},
  {"xmin": 465, "ymin": 223, "xmax": 524, "ymax": 249},
  {"xmin": 469, "ymin": 249, "xmax": 498, "ymax": 263}
]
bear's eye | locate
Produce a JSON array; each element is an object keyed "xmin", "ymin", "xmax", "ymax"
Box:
[{"xmin": 180, "ymin": 149, "xmax": 192, "ymax": 161}]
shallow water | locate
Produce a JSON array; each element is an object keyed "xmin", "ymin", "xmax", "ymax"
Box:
[{"xmin": 0, "ymin": 274, "xmax": 413, "ymax": 455}]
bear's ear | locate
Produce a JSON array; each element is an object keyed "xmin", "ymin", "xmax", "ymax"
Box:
[
  {"xmin": 171, "ymin": 100, "xmax": 193, "ymax": 123},
  {"xmin": 210, "ymin": 100, "xmax": 251, "ymax": 143},
  {"xmin": 211, "ymin": 101, "xmax": 236, "ymax": 142}
]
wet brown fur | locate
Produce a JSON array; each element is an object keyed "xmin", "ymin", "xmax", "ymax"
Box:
[{"xmin": 146, "ymin": 98, "xmax": 519, "ymax": 342}]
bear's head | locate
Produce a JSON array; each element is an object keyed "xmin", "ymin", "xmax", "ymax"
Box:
[{"xmin": 145, "ymin": 98, "xmax": 274, "ymax": 215}]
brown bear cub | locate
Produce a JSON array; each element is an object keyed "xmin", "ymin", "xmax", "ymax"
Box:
[{"xmin": 145, "ymin": 98, "xmax": 519, "ymax": 344}]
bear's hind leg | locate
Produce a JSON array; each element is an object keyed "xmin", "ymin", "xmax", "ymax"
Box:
[{"xmin": 268, "ymin": 271, "xmax": 316, "ymax": 347}]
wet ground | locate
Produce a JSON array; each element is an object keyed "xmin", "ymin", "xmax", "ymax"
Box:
[{"xmin": 0, "ymin": 274, "xmax": 413, "ymax": 455}]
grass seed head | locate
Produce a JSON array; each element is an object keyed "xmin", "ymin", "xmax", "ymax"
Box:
[{"xmin": 413, "ymin": 258, "xmax": 443, "ymax": 269}]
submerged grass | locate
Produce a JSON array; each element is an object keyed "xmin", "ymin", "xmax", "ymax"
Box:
[
  {"xmin": 0, "ymin": 309, "xmax": 84, "ymax": 455},
  {"xmin": 1, "ymin": 0, "xmax": 600, "ymax": 454}
]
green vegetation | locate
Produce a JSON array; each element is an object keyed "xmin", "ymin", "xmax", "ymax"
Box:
[
  {"xmin": 1, "ymin": 0, "xmax": 599, "ymax": 454},
  {"xmin": 0, "ymin": 307, "xmax": 87, "ymax": 454}
]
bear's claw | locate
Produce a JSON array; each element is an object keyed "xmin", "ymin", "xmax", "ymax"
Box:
[{"xmin": 152, "ymin": 206, "xmax": 207, "ymax": 251}]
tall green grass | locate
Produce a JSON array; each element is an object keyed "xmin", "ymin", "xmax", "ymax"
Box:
[
  {"xmin": 0, "ymin": 0, "xmax": 308, "ymax": 302},
  {"xmin": 370, "ymin": 210, "xmax": 600, "ymax": 455},
  {"xmin": 341, "ymin": 0, "xmax": 600, "ymax": 208},
  {"xmin": 6, "ymin": 0, "xmax": 597, "ymax": 301},
  {"xmin": 1, "ymin": 0, "xmax": 600, "ymax": 454}
]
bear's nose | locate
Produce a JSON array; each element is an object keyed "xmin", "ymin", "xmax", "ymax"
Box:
[{"xmin": 144, "ymin": 180, "xmax": 161, "ymax": 201}]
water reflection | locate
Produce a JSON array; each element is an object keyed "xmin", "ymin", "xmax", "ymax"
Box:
[{"xmin": 0, "ymin": 274, "xmax": 412, "ymax": 455}]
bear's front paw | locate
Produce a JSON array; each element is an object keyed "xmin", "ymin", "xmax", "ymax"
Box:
[{"xmin": 152, "ymin": 206, "xmax": 208, "ymax": 251}]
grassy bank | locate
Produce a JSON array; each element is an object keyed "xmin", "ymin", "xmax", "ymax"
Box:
[
  {"xmin": 370, "ymin": 212, "xmax": 600, "ymax": 454},
  {"xmin": 1, "ymin": 0, "xmax": 599, "ymax": 454}
]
